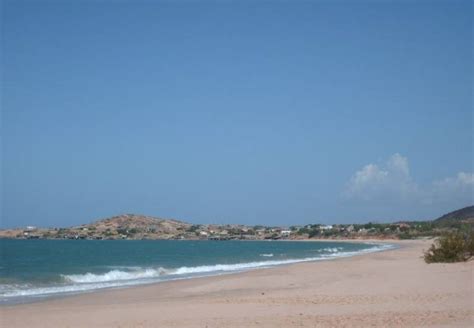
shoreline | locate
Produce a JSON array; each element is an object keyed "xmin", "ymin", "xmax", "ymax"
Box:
[
  {"xmin": 1, "ymin": 239, "xmax": 394, "ymax": 306},
  {"xmin": 2, "ymin": 239, "xmax": 472, "ymax": 327}
]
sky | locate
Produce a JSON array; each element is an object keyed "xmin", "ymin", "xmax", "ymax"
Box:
[{"xmin": 1, "ymin": 0, "xmax": 473, "ymax": 228}]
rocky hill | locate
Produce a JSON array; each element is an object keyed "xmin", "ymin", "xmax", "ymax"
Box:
[
  {"xmin": 0, "ymin": 214, "xmax": 193, "ymax": 240},
  {"xmin": 79, "ymin": 214, "xmax": 191, "ymax": 235},
  {"xmin": 434, "ymin": 205, "xmax": 474, "ymax": 227},
  {"xmin": 70, "ymin": 214, "xmax": 192, "ymax": 239}
]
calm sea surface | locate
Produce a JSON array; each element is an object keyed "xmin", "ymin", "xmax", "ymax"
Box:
[{"xmin": 0, "ymin": 239, "xmax": 393, "ymax": 304}]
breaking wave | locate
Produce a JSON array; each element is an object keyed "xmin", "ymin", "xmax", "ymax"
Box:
[
  {"xmin": 319, "ymin": 247, "xmax": 344, "ymax": 253},
  {"xmin": 259, "ymin": 253, "xmax": 274, "ymax": 257},
  {"xmin": 63, "ymin": 268, "xmax": 168, "ymax": 283},
  {"xmin": 0, "ymin": 243, "xmax": 395, "ymax": 302}
]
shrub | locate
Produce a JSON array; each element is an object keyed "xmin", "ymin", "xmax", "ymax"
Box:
[
  {"xmin": 466, "ymin": 232, "xmax": 474, "ymax": 256},
  {"xmin": 297, "ymin": 227, "xmax": 310, "ymax": 235},
  {"xmin": 117, "ymin": 228, "xmax": 128, "ymax": 235},
  {"xmin": 187, "ymin": 225, "xmax": 201, "ymax": 232},
  {"xmin": 308, "ymin": 229, "xmax": 320, "ymax": 238},
  {"xmin": 424, "ymin": 231, "xmax": 473, "ymax": 263},
  {"xmin": 398, "ymin": 232, "xmax": 412, "ymax": 240},
  {"xmin": 323, "ymin": 230, "xmax": 336, "ymax": 238}
]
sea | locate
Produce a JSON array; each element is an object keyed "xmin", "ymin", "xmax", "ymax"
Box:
[{"xmin": 0, "ymin": 239, "xmax": 394, "ymax": 305}]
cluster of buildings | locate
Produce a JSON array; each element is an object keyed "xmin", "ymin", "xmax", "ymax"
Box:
[
  {"xmin": 2, "ymin": 220, "xmax": 421, "ymax": 241},
  {"xmin": 173, "ymin": 225, "xmax": 295, "ymax": 241}
]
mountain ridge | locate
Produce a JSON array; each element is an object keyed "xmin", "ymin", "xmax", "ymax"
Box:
[{"xmin": 434, "ymin": 205, "xmax": 474, "ymax": 226}]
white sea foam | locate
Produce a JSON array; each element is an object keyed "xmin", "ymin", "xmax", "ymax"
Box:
[
  {"xmin": 260, "ymin": 253, "xmax": 274, "ymax": 257},
  {"xmin": 172, "ymin": 260, "xmax": 299, "ymax": 275},
  {"xmin": 319, "ymin": 247, "xmax": 344, "ymax": 253},
  {"xmin": 168, "ymin": 243, "xmax": 394, "ymax": 275},
  {"xmin": 0, "ymin": 243, "xmax": 395, "ymax": 301},
  {"xmin": 0, "ymin": 279, "xmax": 149, "ymax": 299},
  {"xmin": 63, "ymin": 268, "xmax": 168, "ymax": 283}
]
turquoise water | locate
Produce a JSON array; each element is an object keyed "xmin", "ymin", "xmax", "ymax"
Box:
[{"xmin": 0, "ymin": 239, "xmax": 393, "ymax": 304}]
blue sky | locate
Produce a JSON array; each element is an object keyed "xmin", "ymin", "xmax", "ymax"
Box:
[{"xmin": 2, "ymin": 0, "xmax": 472, "ymax": 228}]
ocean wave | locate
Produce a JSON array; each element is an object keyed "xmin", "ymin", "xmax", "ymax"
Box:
[
  {"xmin": 63, "ymin": 268, "xmax": 168, "ymax": 283},
  {"xmin": 0, "ymin": 280, "xmax": 148, "ymax": 299},
  {"xmin": 259, "ymin": 253, "xmax": 274, "ymax": 257},
  {"xmin": 172, "ymin": 259, "xmax": 302, "ymax": 275},
  {"xmin": 168, "ymin": 243, "xmax": 394, "ymax": 275},
  {"xmin": 0, "ymin": 243, "xmax": 395, "ymax": 301},
  {"xmin": 318, "ymin": 247, "xmax": 344, "ymax": 253}
]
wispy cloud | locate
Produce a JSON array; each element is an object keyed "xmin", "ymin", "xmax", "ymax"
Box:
[
  {"xmin": 344, "ymin": 154, "xmax": 473, "ymax": 213},
  {"xmin": 430, "ymin": 172, "xmax": 474, "ymax": 205}
]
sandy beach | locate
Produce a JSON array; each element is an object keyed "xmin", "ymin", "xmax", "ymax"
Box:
[{"xmin": 1, "ymin": 239, "xmax": 472, "ymax": 327}]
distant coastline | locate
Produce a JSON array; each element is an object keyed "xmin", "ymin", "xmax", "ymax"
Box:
[
  {"xmin": 0, "ymin": 213, "xmax": 426, "ymax": 241},
  {"xmin": 1, "ymin": 206, "xmax": 472, "ymax": 241}
]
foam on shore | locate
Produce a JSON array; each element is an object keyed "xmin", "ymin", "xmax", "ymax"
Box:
[{"xmin": 0, "ymin": 243, "xmax": 395, "ymax": 303}]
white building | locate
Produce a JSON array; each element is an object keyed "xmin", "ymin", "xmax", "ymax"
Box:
[{"xmin": 319, "ymin": 225, "xmax": 333, "ymax": 231}]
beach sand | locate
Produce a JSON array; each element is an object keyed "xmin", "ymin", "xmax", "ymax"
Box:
[{"xmin": 1, "ymin": 239, "xmax": 472, "ymax": 327}]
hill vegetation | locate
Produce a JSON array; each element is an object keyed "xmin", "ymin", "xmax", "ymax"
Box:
[
  {"xmin": 433, "ymin": 205, "xmax": 474, "ymax": 228},
  {"xmin": 1, "ymin": 206, "xmax": 473, "ymax": 242}
]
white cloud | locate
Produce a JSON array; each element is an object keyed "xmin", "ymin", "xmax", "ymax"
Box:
[
  {"xmin": 344, "ymin": 154, "xmax": 473, "ymax": 214},
  {"xmin": 433, "ymin": 172, "xmax": 474, "ymax": 189},
  {"xmin": 386, "ymin": 153, "xmax": 410, "ymax": 177},
  {"xmin": 345, "ymin": 153, "xmax": 418, "ymax": 201},
  {"xmin": 431, "ymin": 172, "xmax": 474, "ymax": 205}
]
